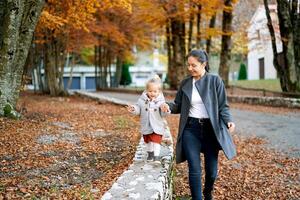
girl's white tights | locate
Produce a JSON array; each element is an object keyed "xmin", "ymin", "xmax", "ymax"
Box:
[
  {"xmin": 146, "ymin": 142, "xmax": 161, "ymax": 156},
  {"xmin": 146, "ymin": 142, "xmax": 154, "ymax": 152},
  {"xmin": 153, "ymin": 143, "xmax": 161, "ymax": 156}
]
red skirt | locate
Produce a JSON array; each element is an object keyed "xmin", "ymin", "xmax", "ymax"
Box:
[{"xmin": 143, "ymin": 133, "xmax": 162, "ymax": 144}]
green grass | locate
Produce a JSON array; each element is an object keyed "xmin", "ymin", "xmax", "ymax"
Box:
[{"xmin": 230, "ymin": 79, "xmax": 281, "ymax": 92}]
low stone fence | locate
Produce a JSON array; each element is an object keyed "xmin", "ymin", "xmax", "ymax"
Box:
[
  {"xmin": 75, "ymin": 91, "xmax": 174, "ymax": 200},
  {"xmin": 101, "ymin": 137, "xmax": 173, "ymax": 200},
  {"xmin": 94, "ymin": 88, "xmax": 300, "ymax": 108},
  {"xmin": 228, "ymin": 95, "xmax": 300, "ymax": 108}
]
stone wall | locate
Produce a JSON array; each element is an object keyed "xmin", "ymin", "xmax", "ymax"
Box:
[
  {"xmin": 75, "ymin": 91, "xmax": 175, "ymax": 200},
  {"xmin": 101, "ymin": 136, "xmax": 174, "ymax": 200},
  {"xmin": 228, "ymin": 95, "xmax": 300, "ymax": 108},
  {"xmin": 90, "ymin": 88, "xmax": 300, "ymax": 108}
]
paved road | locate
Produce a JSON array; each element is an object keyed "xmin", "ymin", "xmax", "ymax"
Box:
[{"xmin": 85, "ymin": 91, "xmax": 300, "ymax": 158}]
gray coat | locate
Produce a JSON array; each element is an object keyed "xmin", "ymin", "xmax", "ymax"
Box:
[
  {"xmin": 168, "ymin": 73, "xmax": 236, "ymax": 164},
  {"xmin": 132, "ymin": 91, "xmax": 168, "ymax": 136}
]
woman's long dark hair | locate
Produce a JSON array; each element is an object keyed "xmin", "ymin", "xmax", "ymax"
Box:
[{"xmin": 186, "ymin": 49, "xmax": 210, "ymax": 72}]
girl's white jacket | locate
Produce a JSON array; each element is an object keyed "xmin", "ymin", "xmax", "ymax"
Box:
[{"xmin": 131, "ymin": 91, "xmax": 169, "ymax": 136}]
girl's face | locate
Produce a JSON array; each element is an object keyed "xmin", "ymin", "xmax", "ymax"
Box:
[
  {"xmin": 187, "ymin": 56, "xmax": 206, "ymax": 78},
  {"xmin": 146, "ymin": 83, "xmax": 161, "ymax": 100}
]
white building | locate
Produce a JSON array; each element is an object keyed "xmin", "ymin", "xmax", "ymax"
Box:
[
  {"xmin": 31, "ymin": 49, "xmax": 167, "ymax": 90},
  {"xmin": 129, "ymin": 49, "xmax": 167, "ymax": 87},
  {"xmin": 247, "ymin": 5, "xmax": 282, "ymax": 80}
]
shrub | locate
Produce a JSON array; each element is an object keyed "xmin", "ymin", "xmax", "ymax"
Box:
[{"xmin": 238, "ymin": 63, "xmax": 247, "ymax": 80}]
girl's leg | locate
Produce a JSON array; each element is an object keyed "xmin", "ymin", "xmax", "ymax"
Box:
[
  {"xmin": 146, "ymin": 142, "xmax": 154, "ymax": 152},
  {"xmin": 145, "ymin": 142, "xmax": 154, "ymax": 160},
  {"xmin": 153, "ymin": 142, "xmax": 161, "ymax": 157}
]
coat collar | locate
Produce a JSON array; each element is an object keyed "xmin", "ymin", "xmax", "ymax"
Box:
[
  {"xmin": 194, "ymin": 74, "xmax": 208, "ymax": 105},
  {"xmin": 182, "ymin": 73, "xmax": 208, "ymax": 102},
  {"xmin": 140, "ymin": 90, "xmax": 164, "ymax": 104},
  {"xmin": 182, "ymin": 77, "xmax": 193, "ymax": 102}
]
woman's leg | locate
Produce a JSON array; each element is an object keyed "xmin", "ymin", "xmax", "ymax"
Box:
[
  {"xmin": 203, "ymin": 145, "xmax": 219, "ymax": 199},
  {"xmin": 182, "ymin": 127, "xmax": 203, "ymax": 200},
  {"xmin": 202, "ymin": 122, "xmax": 220, "ymax": 200}
]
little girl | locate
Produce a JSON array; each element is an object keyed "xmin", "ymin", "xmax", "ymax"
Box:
[{"xmin": 127, "ymin": 75, "xmax": 169, "ymax": 163}]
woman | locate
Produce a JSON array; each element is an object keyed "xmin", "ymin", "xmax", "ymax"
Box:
[{"xmin": 161, "ymin": 49, "xmax": 236, "ymax": 200}]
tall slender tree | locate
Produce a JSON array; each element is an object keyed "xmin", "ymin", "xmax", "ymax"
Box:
[{"xmin": 219, "ymin": 0, "xmax": 237, "ymax": 86}]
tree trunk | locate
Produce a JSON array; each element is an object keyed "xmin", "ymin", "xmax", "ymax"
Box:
[
  {"xmin": 43, "ymin": 36, "xmax": 66, "ymax": 96},
  {"xmin": 291, "ymin": 0, "xmax": 300, "ymax": 91},
  {"xmin": 37, "ymin": 56, "xmax": 44, "ymax": 92},
  {"xmin": 108, "ymin": 51, "xmax": 112, "ymax": 88},
  {"xmin": 67, "ymin": 53, "xmax": 75, "ymax": 90},
  {"xmin": 206, "ymin": 13, "xmax": 216, "ymax": 54},
  {"xmin": 219, "ymin": 0, "xmax": 233, "ymax": 86},
  {"xmin": 58, "ymin": 43, "xmax": 66, "ymax": 94},
  {"xmin": 103, "ymin": 48, "xmax": 108, "ymax": 88},
  {"xmin": 114, "ymin": 56, "xmax": 123, "ymax": 87},
  {"xmin": 170, "ymin": 16, "xmax": 186, "ymax": 89},
  {"xmin": 94, "ymin": 45, "xmax": 98, "ymax": 89},
  {"xmin": 98, "ymin": 45, "xmax": 104, "ymax": 89},
  {"xmin": 44, "ymin": 38, "xmax": 59, "ymax": 96},
  {"xmin": 196, "ymin": 5, "xmax": 202, "ymax": 49},
  {"xmin": 166, "ymin": 19, "xmax": 172, "ymax": 86},
  {"xmin": 276, "ymin": 0, "xmax": 300, "ymax": 92},
  {"xmin": 263, "ymin": 0, "xmax": 290, "ymax": 91},
  {"xmin": 0, "ymin": 0, "xmax": 45, "ymax": 117},
  {"xmin": 188, "ymin": 3, "xmax": 195, "ymax": 51}
]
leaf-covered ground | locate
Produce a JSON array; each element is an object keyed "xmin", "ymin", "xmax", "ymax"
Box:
[
  {"xmin": 0, "ymin": 92, "xmax": 299, "ymax": 199},
  {"xmin": 0, "ymin": 92, "xmax": 140, "ymax": 199}
]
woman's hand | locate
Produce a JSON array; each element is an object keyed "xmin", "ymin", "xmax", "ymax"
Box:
[
  {"xmin": 160, "ymin": 103, "xmax": 170, "ymax": 113},
  {"xmin": 227, "ymin": 122, "xmax": 235, "ymax": 133},
  {"xmin": 126, "ymin": 105, "xmax": 135, "ymax": 113}
]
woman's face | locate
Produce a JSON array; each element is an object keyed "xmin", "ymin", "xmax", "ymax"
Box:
[{"xmin": 187, "ymin": 56, "xmax": 206, "ymax": 78}]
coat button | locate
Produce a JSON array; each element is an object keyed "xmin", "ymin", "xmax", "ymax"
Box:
[
  {"xmin": 145, "ymin": 108, "xmax": 148, "ymax": 111},
  {"xmin": 154, "ymin": 109, "xmax": 157, "ymax": 111}
]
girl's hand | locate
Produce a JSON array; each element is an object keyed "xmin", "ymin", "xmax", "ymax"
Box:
[
  {"xmin": 227, "ymin": 122, "xmax": 235, "ymax": 133},
  {"xmin": 126, "ymin": 105, "xmax": 135, "ymax": 113},
  {"xmin": 160, "ymin": 103, "xmax": 170, "ymax": 113}
]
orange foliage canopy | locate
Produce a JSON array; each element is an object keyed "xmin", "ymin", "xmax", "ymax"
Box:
[{"xmin": 35, "ymin": 0, "xmax": 134, "ymax": 53}]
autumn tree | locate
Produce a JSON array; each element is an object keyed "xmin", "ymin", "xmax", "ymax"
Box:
[
  {"xmin": 138, "ymin": 0, "xmax": 237, "ymax": 89},
  {"xmin": 92, "ymin": 0, "xmax": 155, "ymax": 89},
  {"xmin": 264, "ymin": 0, "xmax": 300, "ymax": 92},
  {"xmin": 0, "ymin": 0, "xmax": 45, "ymax": 117},
  {"xmin": 33, "ymin": 0, "xmax": 99, "ymax": 96}
]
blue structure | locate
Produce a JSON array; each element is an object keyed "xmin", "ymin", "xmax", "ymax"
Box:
[{"xmin": 63, "ymin": 77, "xmax": 81, "ymax": 90}]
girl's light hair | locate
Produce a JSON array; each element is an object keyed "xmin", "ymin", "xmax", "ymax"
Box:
[{"xmin": 146, "ymin": 74, "xmax": 162, "ymax": 89}]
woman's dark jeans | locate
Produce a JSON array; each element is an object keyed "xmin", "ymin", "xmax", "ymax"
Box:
[{"xmin": 182, "ymin": 117, "xmax": 220, "ymax": 200}]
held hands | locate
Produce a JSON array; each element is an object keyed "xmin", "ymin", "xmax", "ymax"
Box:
[
  {"xmin": 160, "ymin": 103, "xmax": 170, "ymax": 113},
  {"xmin": 227, "ymin": 122, "xmax": 235, "ymax": 133},
  {"xmin": 126, "ymin": 104, "xmax": 135, "ymax": 113}
]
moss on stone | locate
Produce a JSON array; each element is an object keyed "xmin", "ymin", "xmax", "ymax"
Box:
[
  {"xmin": 3, "ymin": 103, "xmax": 20, "ymax": 119},
  {"xmin": 3, "ymin": 104, "xmax": 12, "ymax": 115}
]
